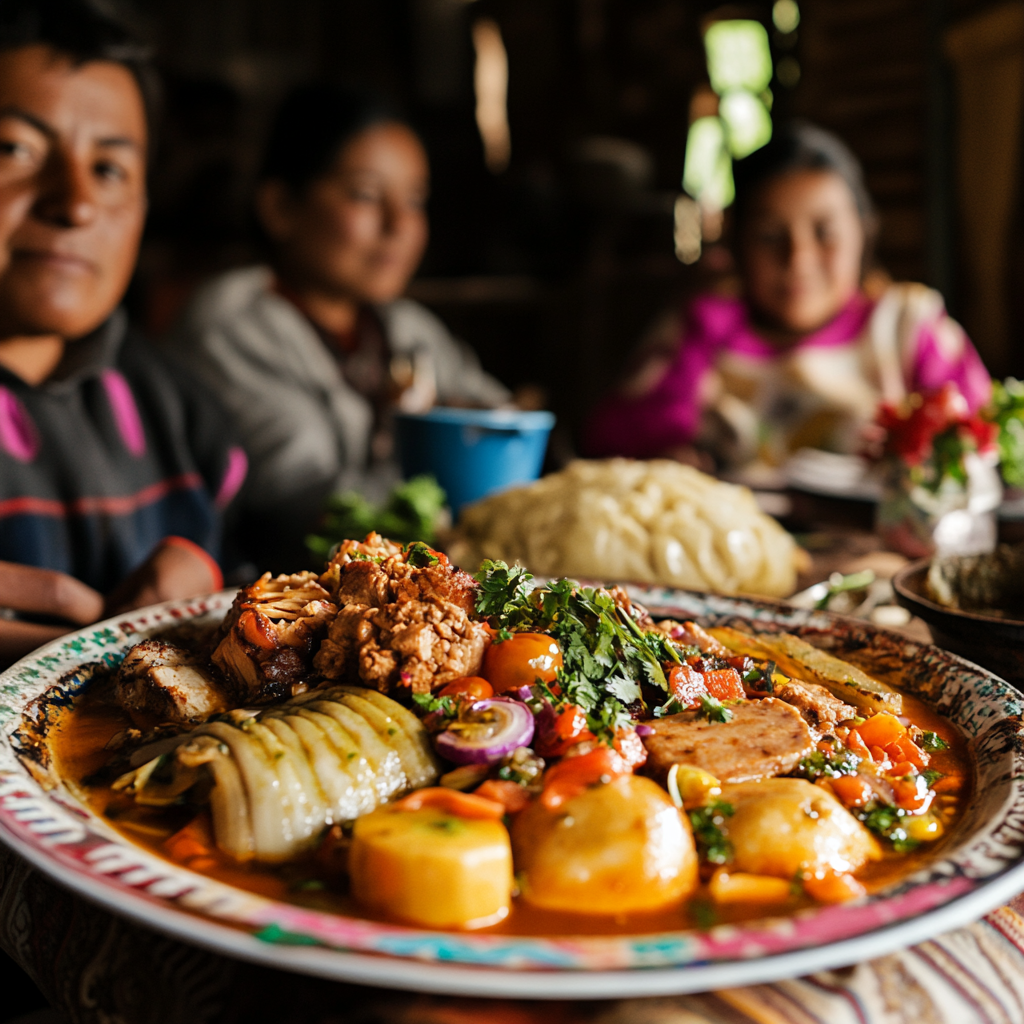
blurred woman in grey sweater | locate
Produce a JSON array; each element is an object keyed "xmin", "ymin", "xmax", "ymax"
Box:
[{"xmin": 169, "ymin": 85, "xmax": 508, "ymax": 569}]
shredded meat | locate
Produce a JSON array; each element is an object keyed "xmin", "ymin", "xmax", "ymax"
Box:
[
  {"xmin": 642, "ymin": 698, "xmax": 814, "ymax": 784},
  {"xmin": 314, "ymin": 550, "xmax": 488, "ymax": 694},
  {"xmin": 212, "ymin": 572, "xmax": 337, "ymax": 704},
  {"xmin": 115, "ymin": 640, "xmax": 230, "ymax": 726},
  {"xmin": 776, "ymin": 681, "xmax": 857, "ymax": 741}
]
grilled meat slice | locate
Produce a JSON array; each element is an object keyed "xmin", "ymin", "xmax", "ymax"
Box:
[
  {"xmin": 642, "ymin": 698, "xmax": 814, "ymax": 784},
  {"xmin": 213, "ymin": 572, "xmax": 337, "ymax": 704},
  {"xmin": 775, "ymin": 681, "xmax": 857, "ymax": 741},
  {"xmin": 115, "ymin": 640, "xmax": 230, "ymax": 726}
]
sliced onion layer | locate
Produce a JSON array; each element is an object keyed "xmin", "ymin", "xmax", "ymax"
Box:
[{"xmin": 434, "ymin": 698, "xmax": 535, "ymax": 765}]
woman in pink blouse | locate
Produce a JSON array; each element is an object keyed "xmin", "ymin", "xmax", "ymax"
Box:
[{"xmin": 584, "ymin": 122, "xmax": 990, "ymax": 473}]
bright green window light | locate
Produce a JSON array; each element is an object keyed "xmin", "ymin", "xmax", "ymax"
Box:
[
  {"xmin": 719, "ymin": 90, "xmax": 773, "ymax": 158},
  {"xmin": 704, "ymin": 20, "xmax": 773, "ymax": 95},
  {"xmin": 683, "ymin": 116, "xmax": 735, "ymax": 209}
]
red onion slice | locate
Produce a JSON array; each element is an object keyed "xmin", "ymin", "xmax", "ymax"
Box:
[{"xmin": 434, "ymin": 697, "xmax": 535, "ymax": 765}]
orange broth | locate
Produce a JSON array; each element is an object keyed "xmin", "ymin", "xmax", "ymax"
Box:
[{"xmin": 47, "ymin": 667, "xmax": 973, "ymax": 937}]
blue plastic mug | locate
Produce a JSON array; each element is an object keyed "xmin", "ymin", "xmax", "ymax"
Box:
[{"xmin": 395, "ymin": 407, "xmax": 555, "ymax": 513}]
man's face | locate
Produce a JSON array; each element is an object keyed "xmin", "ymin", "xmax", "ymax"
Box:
[{"xmin": 0, "ymin": 45, "xmax": 146, "ymax": 340}]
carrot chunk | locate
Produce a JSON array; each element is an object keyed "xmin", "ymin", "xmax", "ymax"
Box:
[
  {"xmin": 856, "ymin": 712, "xmax": 906, "ymax": 749},
  {"xmin": 830, "ymin": 774, "xmax": 872, "ymax": 808},
  {"xmin": 164, "ymin": 816, "xmax": 215, "ymax": 864},
  {"xmin": 845, "ymin": 729, "xmax": 872, "ymax": 760},
  {"xmin": 474, "ymin": 779, "xmax": 532, "ymax": 815},
  {"xmin": 394, "ymin": 787, "xmax": 505, "ymax": 820},
  {"xmin": 702, "ymin": 668, "xmax": 745, "ymax": 702},
  {"xmin": 540, "ymin": 746, "xmax": 628, "ymax": 810},
  {"xmin": 803, "ymin": 871, "xmax": 867, "ymax": 903}
]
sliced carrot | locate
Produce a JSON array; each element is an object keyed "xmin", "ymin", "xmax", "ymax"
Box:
[
  {"xmin": 856, "ymin": 712, "xmax": 906, "ymax": 749},
  {"xmin": 932, "ymin": 775, "xmax": 964, "ymax": 795},
  {"xmin": 438, "ymin": 677, "xmax": 494, "ymax": 700},
  {"xmin": 394, "ymin": 787, "xmax": 505, "ymax": 820},
  {"xmin": 803, "ymin": 871, "xmax": 867, "ymax": 903},
  {"xmin": 891, "ymin": 776, "xmax": 928, "ymax": 811},
  {"xmin": 702, "ymin": 668, "xmax": 745, "ymax": 702},
  {"xmin": 845, "ymin": 729, "xmax": 872, "ymax": 760},
  {"xmin": 535, "ymin": 704, "xmax": 595, "ymax": 758},
  {"xmin": 164, "ymin": 815, "xmax": 215, "ymax": 864},
  {"xmin": 474, "ymin": 779, "xmax": 532, "ymax": 814},
  {"xmin": 889, "ymin": 761, "xmax": 916, "ymax": 779},
  {"xmin": 869, "ymin": 745, "xmax": 889, "ymax": 765},
  {"xmin": 887, "ymin": 734, "xmax": 929, "ymax": 770},
  {"xmin": 830, "ymin": 774, "xmax": 872, "ymax": 808},
  {"xmin": 540, "ymin": 746, "xmax": 627, "ymax": 810}
]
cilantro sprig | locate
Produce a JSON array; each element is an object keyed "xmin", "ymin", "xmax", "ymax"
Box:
[
  {"xmin": 920, "ymin": 731, "xmax": 948, "ymax": 752},
  {"xmin": 473, "ymin": 562, "xmax": 673, "ymax": 747},
  {"xmin": 689, "ymin": 799, "xmax": 734, "ymax": 864}
]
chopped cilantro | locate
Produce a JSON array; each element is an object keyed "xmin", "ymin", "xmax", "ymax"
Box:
[
  {"xmin": 921, "ymin": 768, "xmax": 944, "ymax": 787},
  {"xmin": 473, "ymin": 563, "xmax": 675, "ymax": 747},
  {"xmin": 697, "ymin": 693, "xmax": 733, "ymax": 723},
  {"xmin": 404, "ymin": 541, "xmax": 440, "ymax": 567},
  {"xmin": 473, "ymin": 560, "xmax": 536, "ymax": 618},
  {"xmin": 797, "ymin": 749, "xmax": 861, "ymax": 781},
  {"xmin": 411, "ymin": 692, "xmax": 455, "ymax": 718},
  {"xmin": 653, "ymin": 696, "xmax": 684, "ymax": 718},
  {"xmin": 689, "ymin": 897, "xmax": 718, "ymax": 930},
  {"xmin": 857, "ymin": 802, "xmax": 920, "ymax": 852},
  {"xmin": 920, "ymin": 731, "xmax": 948, "ymax": 752},
  {"xmin": 689, "ymin": 800, "xmax": 734, "ymax": 864}
]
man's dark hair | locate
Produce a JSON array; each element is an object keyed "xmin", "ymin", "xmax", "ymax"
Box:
[
  {"xmin": 733, "ymin": 120, "xmax": 877, "ymax": 243},
  {"xmin": 0, "ymin": 0, "xmax": 157, "ymax": 133},
  {"xmin": 259, "ymin": 83, "xmax": 408, "ymax": 194}
]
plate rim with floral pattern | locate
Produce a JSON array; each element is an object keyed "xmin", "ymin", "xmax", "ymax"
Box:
[{"xmin": 0, "ymin": 585, "xmax": 1021, "ymax": 999}]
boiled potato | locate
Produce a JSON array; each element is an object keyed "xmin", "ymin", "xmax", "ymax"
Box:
[
  {"xmin": 350, "ymin": 806, "xmax": 513, "ymax": 929},
  {"xmin": 721, "ymin": 778, "xmax": 880, "ymax": 879},
  {"xmin": 511, "ymin": 774, "xmax": 698, "ymax": 914}
]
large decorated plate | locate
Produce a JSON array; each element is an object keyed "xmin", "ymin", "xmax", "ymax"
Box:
[{"xmin": 0, "ymin": 587, "xmax": 1021, "ymax": 999}]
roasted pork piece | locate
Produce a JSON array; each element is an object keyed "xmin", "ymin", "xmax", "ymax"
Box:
[
  {"xmin": 776, "ymin": 681, "xmax": 857, "ymax": 740},
  {"xmin": 212, "ymin": 572, "xmax": 337, "ymax": 704},
  {"xmin": 115, "ymin": 640, "xmax": 230, "ymax": 726},
  {"xmin": 642, "ymin": 699, "xmax": 814, "ymax": 783},
  {"xmin": 314, "ymin": 547, "xmax": 488, "ymax": 694}
]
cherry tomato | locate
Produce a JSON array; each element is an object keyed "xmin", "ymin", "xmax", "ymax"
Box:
[
  {"xmin": 535, "ymin": 704, "xmax": 595, "ymax": 758},
  {"xmin": 437, "ymin": 677, "xmax": 494, "ymax": 701},
  {"xmin": 482, "ymin": 632, "xmax": 563, "ymax": 693},
  {"xmin": 540, "ymin": 747, "xmax": 628, "ymax": 810}
]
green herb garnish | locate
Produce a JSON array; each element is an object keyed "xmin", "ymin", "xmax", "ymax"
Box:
[
  {"xmin": 920, "ymin": 731, "xmax": 948, "ymax": 752},
  {"xmin": 858, "ymin": 802, "xmax": 920, "ymax": 852},
  {"xmin": 921, "ymin": 768, "xmax": 944, "ymax": 787},
  {"xmin": 404, "ymin": 540, "xmax": 440, "ymax": 567},
  {"xmin": 689, "ymin": 799, "xmax": 734, "ymax": 864},
  {"xmin": 697, "ymin": 693, "xmax": 733, "ymax": 723},
  {"xmin": 797, "ymin": 749, "xmax": 861, "ymax": 780}
]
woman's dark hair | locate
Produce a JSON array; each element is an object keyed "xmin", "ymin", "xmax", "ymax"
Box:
[
  {"xmin": 732, "ymin": 120, "xmax": 876, "ymax": 239},
  {"xmin": 0, "ymin": 0, "xmax": 158, "ymax": 132},
  {"xmin": 259, "ymin": 84, "xmax": 407, "ymax": 195}
]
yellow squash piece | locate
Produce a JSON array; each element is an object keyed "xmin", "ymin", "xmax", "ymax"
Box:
[
  {"xmin": 709, "ymin": 626, "xmax": 902, "ymax": 715},
  {"xmin": 511, "ymin": 774, "xmax": 699, "ymax": 914},
  {"xmin": 349, "ymin": 806, "xmax": 513, "ymax": 929}
]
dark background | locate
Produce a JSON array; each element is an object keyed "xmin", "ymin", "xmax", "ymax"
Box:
[{"xmin": 118, "ymin": 0, "xmax": 1024, "ymax": 453}]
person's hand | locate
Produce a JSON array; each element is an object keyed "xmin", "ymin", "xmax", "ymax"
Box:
[
  {"xmin": 105, "ymin": 537, "xmax": 224, "ymax": 616},
  {"xmin": 0, "ymin": 562, "xmax": 104, "ymax": 665}
]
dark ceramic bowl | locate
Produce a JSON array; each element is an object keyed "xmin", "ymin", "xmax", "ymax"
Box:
[{"xmin": 893, "ymin": 558, "xmax": 1024, "ymax": 686}]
